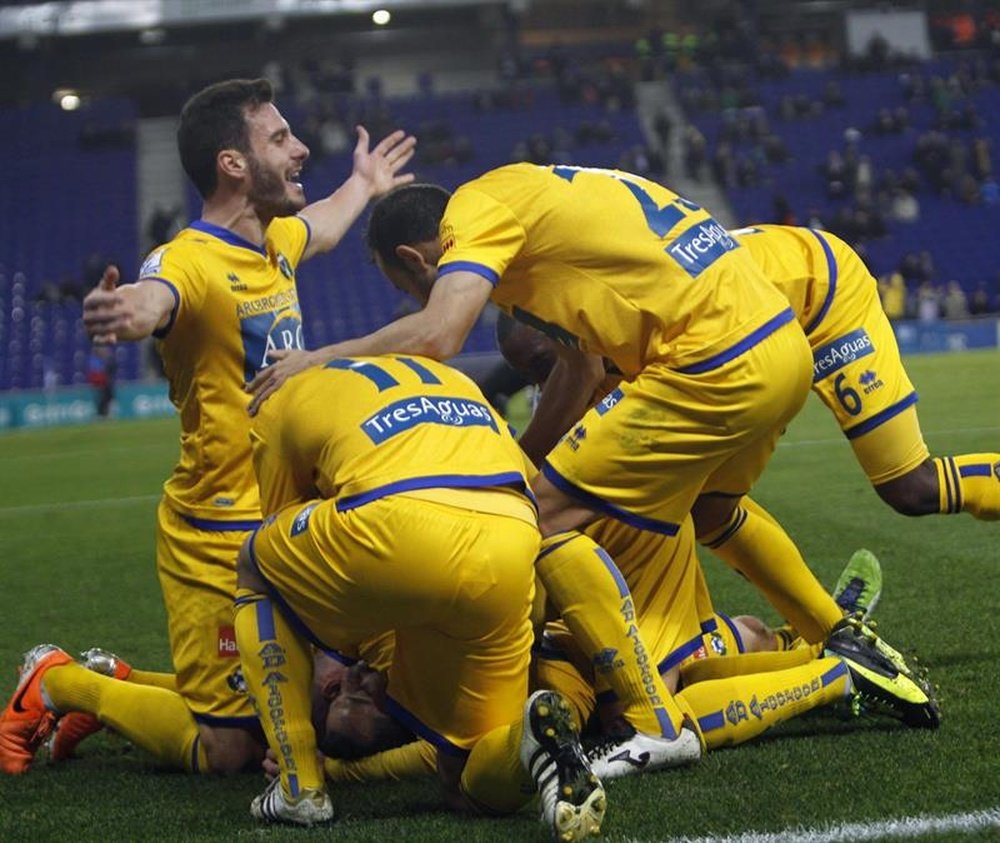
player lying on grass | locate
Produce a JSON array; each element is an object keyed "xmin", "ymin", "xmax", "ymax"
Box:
[{"xmin": 268, "ymin": 539, "xmax": 936, "ymax": 790}]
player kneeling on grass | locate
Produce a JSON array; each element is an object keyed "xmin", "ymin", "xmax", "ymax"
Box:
[{"xmin": 231, "ymin": 354, "xmax": 605, "ymax": 840}]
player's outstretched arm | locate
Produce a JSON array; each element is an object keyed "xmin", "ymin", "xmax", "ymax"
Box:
[
  {"xmin": 298, "ymin": 126, "xmax": 416, "ymax": 262},
  {"xmin": 82, "ymin": 265, "xmax": 175, "ymax": 344},
  {"xmin": 247, "ymin": 270, "xmax": 491, "ymax": 415}
]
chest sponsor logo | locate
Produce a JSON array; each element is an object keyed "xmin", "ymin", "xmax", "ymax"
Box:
[
  {"xmin": 666, "ymin": 218, "xmax": 738, "ymax": 278},
  {"xmin": 812, "ymin": 328, "xmax": 874, "ymax": 382},
  {"xmin": 240, "ymin": 305, "xmax": 304, "ymax": 381},
  {"xmin": 361, "ymin": 395, "xmax": 499, "ymax": 444}
]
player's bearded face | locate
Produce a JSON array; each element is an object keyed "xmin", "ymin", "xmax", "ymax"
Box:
[{"xmin": 247, "ymin": 152, "xmax": 305, "ymax": 217}]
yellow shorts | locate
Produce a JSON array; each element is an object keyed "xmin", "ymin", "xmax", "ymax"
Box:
[
  {"xmin": 807, "ymin": 240, "xmax": 928, "ymax": 483},
  {"xmin": 249, "ymin": 492, "xmax": 540, "ymax": 756},
  {"xmin": 155, "ymin": 500, "xmax": 259, "ymax": 725},
  {"xmin": 544, "ymin": 319, "xmax": 813, "ymax": 534}
]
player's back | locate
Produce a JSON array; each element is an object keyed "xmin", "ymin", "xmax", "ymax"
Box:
[
  {"xmin": 440, "ymin": 164, "xmax": 791, "ymax": 377},
  {"xmin": 250, "ymin": 355, "xmax": 531, "ymax": 515},
  {"xmin": 733, "ymin": 224, "xmax": 875, "ymax": 337}
]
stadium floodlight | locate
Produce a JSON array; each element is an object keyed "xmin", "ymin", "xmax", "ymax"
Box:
[{"xmin": 372, "ymin": 9, "xmax": 391, "ymax": 25}]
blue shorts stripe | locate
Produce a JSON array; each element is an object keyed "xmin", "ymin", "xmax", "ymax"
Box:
[
  {"xmin": 698, "ymin": 711, "xmax": 726, "ymax": 733},
  {"xmin": 540, "ymin": 463, "xmax": 681, "ymax": 536},
  {"xmin": 803, "ymin": 230, "xmax": 838, "ymax": 336},
  {"xmin": 383, "ymin": 696, "xmax": 469, "ymax": 758},
  {"xmin": 844, "ymin": 392, "xmax": 918, "ymax": 440},
  {"xmin": 717, "ymin": 612, "xmax": 746, "ymax": 654},
  {"xmin": 181, "ymin": 513, "xmax": 262, "ymax": 532},
  {"xmin": 287, "ymin": 774, "xmax": 300, "ymax": 798},
  {"xmin": 537, "ymin": 533, "xmax": 577, "ymax": 561},
  {"xmin": 676, "ymin": 308, "xmax": 795, "ymax": 374},
  {"xmin": 657, "ymin": 632, "xmax": 708, "ymax": 675}
]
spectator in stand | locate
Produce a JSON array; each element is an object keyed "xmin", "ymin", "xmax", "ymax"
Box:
[
  {"xmin": 970, "ymin": 282, "xmax": 994, "ymax": 315},
  {"xmin": 942, "ymin": 281, "xmax": 970, "ymax": 320},
  {"xmin": 891, "ymin": 187, "xmax": 921, "ymax": 222},
  {"xmin": 879, "ymin": 272, "xmax": 907, "ymax": 321},
  {"xmin": 917, "ymin": 282, "xmax": 942, "ymax": 323},
  {"xmin": 86, "ymin": 345, "xmax": 116, "ymax": 418}
]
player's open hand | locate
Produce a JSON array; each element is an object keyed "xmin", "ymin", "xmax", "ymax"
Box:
[
  {"xmin": 82, "ymin": 265, "xmax": 123, "ymax": 344},
  {"xmin": 246, "ymin": 347, "xmax": 319, "ymax": 415},
  {"xmin": 352, "ymin": 126, "xmax": 416, "ymax": 199}
]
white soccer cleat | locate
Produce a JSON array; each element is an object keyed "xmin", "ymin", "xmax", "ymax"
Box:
[
  {"xmin": 520, "ymin": 690, "xmax": 606, "ymax": 842},
  {"xmin": 587, "ymin": 720, "xmax": 702, "ymax": 780},
  {"xmin": 250, "ymin": 776, "xmax": 334, "ymax": 826}
]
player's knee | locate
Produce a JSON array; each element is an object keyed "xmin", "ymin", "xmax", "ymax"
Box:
[
  {"xmin": 873, "ymin": 462, "xmax": 939, "ymax": 517},
  {"xmin": 199, "ymin": 724, "xmax": 264, "ymax": 774},
  {"xmin": 731, "ymin": 615, "xmax": 778, "ymax": 652}
]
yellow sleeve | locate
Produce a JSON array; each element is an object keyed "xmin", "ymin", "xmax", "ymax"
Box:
[
  {"xmin": 438, "ymin": 186, "xmax": 526, "ymax": 283},
  {"xmin": 323, "ymin": 740, "xmax": 437, "ymax": 782},
  {"xmin": 268, "ymin": 216, "xmax": 311, "ymax": 268},
  {"xmin": 138, "ymin": 243, "xmax": 204, "ymax": 335}
]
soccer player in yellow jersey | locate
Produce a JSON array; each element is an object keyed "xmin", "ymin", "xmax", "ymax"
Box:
[
  {"xmin": 734, "ymin": 224, "xmax": 999, "ymax": 522},
  {"xmin": 247, "ymin": 164, "xmax": 854, "ymax": 773},
  {"xmin": 0, "ymin": 78, "xmax": 415, "ymax": 777},
  {"xmin": 234, "ymin": 355, "xmax": 606, "ymax": 837}
]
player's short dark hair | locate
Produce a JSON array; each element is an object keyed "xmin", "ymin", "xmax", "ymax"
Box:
[
  {"xmin": 177, "ymin": 78, "xmax": 274, "ymax": 199},
  {"xmin": 366, "ymin": 183, "xmax": 451, "ymax": 269}
]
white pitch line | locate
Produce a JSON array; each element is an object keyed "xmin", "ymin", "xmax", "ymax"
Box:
[
  {"xmin": 0, "ymin": 493, "xmax": 160, "ymax": 516},
  {"xmin": 618, "ymin": 808, "xmax": 1000, "ymax": 843}
]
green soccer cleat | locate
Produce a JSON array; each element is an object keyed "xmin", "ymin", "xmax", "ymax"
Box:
[
  {"xmin": 824, "ymin": 617, "xmax": 940, "ymax": 729},
  {"xmin": 832, "ymin": 548, "xmax": 883, "ymax": 620}
]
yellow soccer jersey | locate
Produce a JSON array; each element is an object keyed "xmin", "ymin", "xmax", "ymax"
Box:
[
  {"xmin": 141, "ymin": 217, "xmax": 309, "ymax": 524},
  {"xmin": 250, "ymin": 355, "xmax": 533, "ymax": 517},
  {"xmin": 732, "ymin": 224, "xmax": 842, "ymax": 335},
  {"xmin": 438, "ymin": 163, "xmax": 792, "ymax": 377}
]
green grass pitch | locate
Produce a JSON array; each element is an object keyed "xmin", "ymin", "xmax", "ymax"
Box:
[{"xmin": 0, "ymin": 351, "xmax": 997, "ymax": 842}]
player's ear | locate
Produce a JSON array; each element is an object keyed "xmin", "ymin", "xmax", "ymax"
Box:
[
  {"xmin": 395, "ymin": 244, "xmax": 429, "ymax": 273},
  {"xmin": 218, "ymin": 148, "xmax": 247, "ymax": 180}
]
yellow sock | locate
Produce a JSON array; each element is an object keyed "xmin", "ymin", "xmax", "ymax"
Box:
[
  {"xmin": 460, "ymin": 719, "xmax": 532, "ymax": 815},
  {"xmin": 934, "ymin": 454, "xmax": 1000, "ymax": 520},
  {"xmin": 679, "ymin": 648, "xmax": 817, "ymax": 686},
  {"xmin": 676, "ymin": 656, "xmax": 850, "ymax": 750},
  {"xmin": 324, "ymin": 740, "xmax": 437, "ymax": 783},
  {"xmin": 126, "ymin": 669, "xmax": 177, "ymax": 691},
  {"xmin": 43, "ymin": 664, "xmax": 206, "ymax": 772},
  {"xmin": 233, "ymin": 588, "xmax": 324, "ymax": 795},
  {"xmin": 535, "ymin": 532, "xmax": 686, "ymax": 738},
  {"xmin": 701, "ymin": 498, "xmax": 843, "ymax": 643}
]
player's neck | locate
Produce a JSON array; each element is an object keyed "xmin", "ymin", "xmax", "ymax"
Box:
[{"xmin": 199, "ymin": 196, "xmax": 270, "ymax": 247}]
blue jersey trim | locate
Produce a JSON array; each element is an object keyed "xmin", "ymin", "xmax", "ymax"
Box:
[
  {"xmin": 843, "ymin": 391, "xmax": 918, "ymax": 440},
  {"xmin": 189, "ymin": 219, "xmax": 267, "ymax": 256},
  {"xmin": 821, "ymin": 660, "xmax": 849, "ymax": 688},
  {"xmin": 959, "ymin": 463, "xmax": 993, "ymax": 478},
  {"xmin": 803, "ymin": 230, "xmax": 838, "ymax": 336},
  {"xmin": 146, "ymin": 277, "xmax": 180, "ymax": 339},
  {"xmin": 540, "ymin": 463, "xmax": 681, "ymax": 536},
  {"xmin": 717, "ymin": 611, "xmax": 746, "ymax": 654},
  {"xmin": 438, "ymin": 260, "xmax": 500, "ymax": 286},
  {"xmin": 335, "ymin": 472, "xmax": 530, "ymax": 512},
  {"xmin": 181, "ymin": 514, "xmax": 263, "ymax": 532},
  {"xmin": 191, "ymin": 713, "xmax": 260, "ymax": 728},
  {"xmin": 676, "ymin": 308, "xmax": 795, "ymax": 375},
  {"xmin": 296, "ymin": 215, "xmax": 312, "ymax": 253},
  {"xmin": 383, "ymin": 696, "xmax": 468, "ymax": 758}
]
